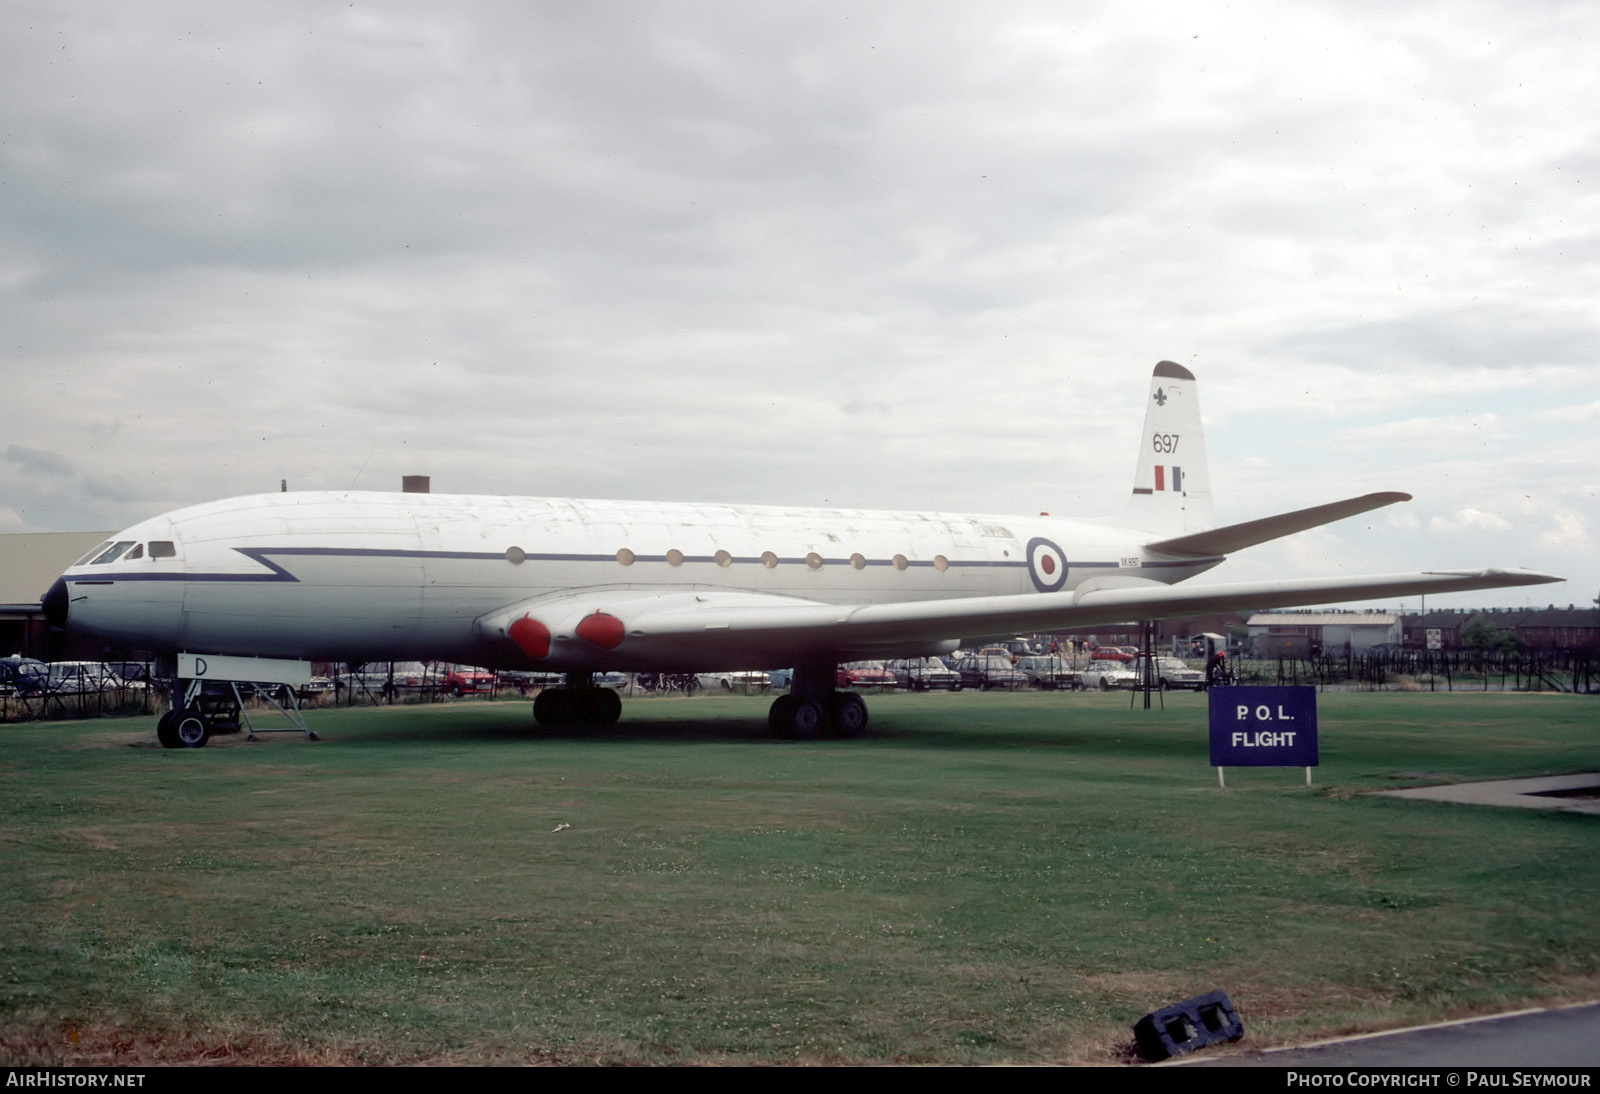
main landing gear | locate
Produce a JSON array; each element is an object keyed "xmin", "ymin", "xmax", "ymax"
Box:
[
  {"xmin": 532, "ymin": 674, "xmax": 622, "ymax": 729},
  {"xmin": 767, "ymin": 663, "xmax": 868, "ymax": 739}
]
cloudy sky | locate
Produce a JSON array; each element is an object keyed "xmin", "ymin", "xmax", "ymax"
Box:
[{"xmin": 3, "ymin": 1, "xmax": 1595, "ymax": 609}]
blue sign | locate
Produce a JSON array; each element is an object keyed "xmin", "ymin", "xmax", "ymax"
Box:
[{"xmin": 1208, "ymin": 686, "xmax": 1318, "ymax": 767}]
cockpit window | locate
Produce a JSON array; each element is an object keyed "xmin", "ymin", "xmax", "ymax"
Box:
[
  {"xmin": 90, "ymin": 541, "xmax": 135, "ymax": 565},
  {"xmin": 148, "ymin": 541, "xmax": 177, "ymax": 558},
  {"xmin": 124, "ymin": 544, "xmax": 145, "ymax": 560},
  {"xmin": 74, "ymin": 542, "xmax": 112, "ymax": 566}
]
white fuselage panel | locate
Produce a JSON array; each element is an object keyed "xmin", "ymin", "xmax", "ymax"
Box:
[{"xmin": 60, "ymin": 491, "xmax": 1217, "ymax": 669}]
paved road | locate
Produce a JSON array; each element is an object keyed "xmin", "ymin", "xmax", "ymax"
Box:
[{"xmin": 1185, "ymin": 1001, "xmax": 1600, "ymax": 1067}]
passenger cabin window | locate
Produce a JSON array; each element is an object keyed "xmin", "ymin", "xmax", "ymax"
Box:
[
  {"xmin": 148, "ymin": 541, "xmax": 177, "ymax": 558},
  {"xmin": 91, "ymin": 541, "xmax": 134, "ymax": 565}
]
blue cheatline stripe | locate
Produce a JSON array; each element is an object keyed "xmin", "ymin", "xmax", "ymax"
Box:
[{"xmin": 68, "ymin": 545, "xmax": 1226, "ymax": 585}]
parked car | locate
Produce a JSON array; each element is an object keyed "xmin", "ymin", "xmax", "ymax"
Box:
[
  {"xmin": 954, "ymin": 654, "xmax": 1027, "ymax": 690},
  {"xmin": 1080, "ymin": 660, "xmax": 1139, "ymax": 690},
  {"xmin": 102, "ymin": 660, "xmax": 155, "ymax": 686},
  {"xmin": 1, "ymin": 656, "xmax": 49, "ymax": 698},
  {"xmin": 837, "ymin": 661, "xmax": 897, "ymax": 689},
  {"xmin": 297, "ymin": 675, "xmax": 335, "ymax": 699},
  {"xmin": 1086, "ymin": 646, "xmax": 1139, "ymax": 663},
  {"xmin": 884, "ymin": 657, "xmax": 961, "ymax": 691},
  {"xmin": 1016, "ymin": 655, "xmax": 1080, "ymax": 690},
  {"xmin": 348, "ymin": 660, "xmax": 436, "ymax": 697},
  {"xmin": 44, "ymin": 662, "xmax": 146, "ymax": 694},
  {"xmin": 497, "ymin": 669, "xmax": 566, "ymax": 692},
  {"xmin": 1129, "ymin": 656, "xmax": 1206, "ymax": 691},
  {"xmin": 435, "ymin": 663, "xmax": 495, "ymax": 695},
  {"xmin": 696, "ymin": 670, "xmax": 772, "ymax": 692}
]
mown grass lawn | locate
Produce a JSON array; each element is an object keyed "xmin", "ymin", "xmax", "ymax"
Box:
[{"xmin": 2, "ymin": 689, "xmax": 1596, "ymax": 1064}]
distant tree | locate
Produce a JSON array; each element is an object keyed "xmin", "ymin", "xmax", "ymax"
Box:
[{"xmin": 1461, "ymin": 614, "xmax": 1519, "ymax": 667}]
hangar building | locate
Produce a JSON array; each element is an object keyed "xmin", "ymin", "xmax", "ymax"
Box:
[
  {"xmin": 1245, "ymin": 611, "xmax": 1400, "ymax": 658},
  {"xmin": 0, "ymin": 531, "xmax": 115, "ymax": 659}
]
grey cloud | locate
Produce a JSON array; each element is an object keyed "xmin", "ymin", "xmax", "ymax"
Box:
[
  {"xmin": 3, "ymin": 444, "xmax": 75, "ymax": 477},
  {"xmin": 1256, "ymin": 306, "xmax": 1600, "ymax": 371}
]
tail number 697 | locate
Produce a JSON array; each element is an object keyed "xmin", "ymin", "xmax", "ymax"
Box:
[{"xmin": 1152, "ymin": 433, "xmax": 1180, "ymax": 454}]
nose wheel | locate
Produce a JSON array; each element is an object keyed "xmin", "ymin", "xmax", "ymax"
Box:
[{"xmin": 156, "ymin": 707, "xmax": 211, "ymax": 748}]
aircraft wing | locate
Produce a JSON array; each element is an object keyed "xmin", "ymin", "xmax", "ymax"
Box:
[{"xmin": 481, "ymin": 567, "xmax": 1561, "ymax": 669}]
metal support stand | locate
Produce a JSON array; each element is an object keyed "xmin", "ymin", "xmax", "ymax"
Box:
[
  {"xmin": 1132, "ymin": 619, "xmax": 1163, "ymax": 710},
  {"xmin": 174, "ymin": 677, "xmax": 317, "ymax": 740},
  {"xmin": 232, "ymin": 682, "xmax": 316, "ymax": 740}
]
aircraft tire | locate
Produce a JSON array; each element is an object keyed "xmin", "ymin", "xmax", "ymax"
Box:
[
  {"xmin": 156, "ymin": 710, "xmax": 180, "ymax": 749},
  {"xmin": 769, "ymin": 695, "xmax": 826, "ymax": 739},
  {"xmin": 768, "ymin": 694, "xmax": 796, "ymax": 736},
  {"xmin": 828, "ymin": 693, "xmax": 868, "ymax": 737},
  {"xmin": 789, "ymin": 699, "xmax": 826, "ymax": 739},
  {"xmin": 173, "ymin": 708, "xmax": 210, "ymax": 748},
  {"xmin": 588, "ymin": 687, "xmax": 622, "ymax": 726},
  {"xmin": 533, "ymin": 687, "xmax": 576, "ymax": 728}
]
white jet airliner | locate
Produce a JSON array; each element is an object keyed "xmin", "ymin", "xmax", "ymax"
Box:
[{"xmin": 45, "ymin": 362, "xmax": 1559, "ymax": 744}]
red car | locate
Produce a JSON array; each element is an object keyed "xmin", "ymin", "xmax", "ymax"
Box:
[
  {"xmin": 1087, "ymin": 646, "xmax": 1139, "ymax": 662},
  {"xmin": 836, "ymin": 661, "xmax": 897, "ymax": 689},
  {"xmin": 434, "ymin": 663, "xmax": 496, "ymax": 695}
]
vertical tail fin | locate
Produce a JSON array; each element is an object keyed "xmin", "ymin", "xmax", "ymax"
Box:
[{"xmin": 1116, "ymin": 361, "xmax": 1213, "ymax": 536}]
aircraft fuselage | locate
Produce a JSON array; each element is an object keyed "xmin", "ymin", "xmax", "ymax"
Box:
[{"xmin": 56, "ymin": 490, "xmax": 1219, "ymax": 670}]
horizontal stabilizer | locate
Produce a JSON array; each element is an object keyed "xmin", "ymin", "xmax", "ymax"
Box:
[{"xmin": 1143, "ymin": 492, "xmax": 1413, "ymax": 557}]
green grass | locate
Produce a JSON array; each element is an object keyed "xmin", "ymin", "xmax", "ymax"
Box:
[{"xmin": 2, "ymin": 690, "xmax": 1596, "ymax": 1064}]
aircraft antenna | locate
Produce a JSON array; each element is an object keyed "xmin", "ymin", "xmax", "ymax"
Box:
[{"xmin": 350, "ymin": 445, "xmax": 378, "ymax": 488}]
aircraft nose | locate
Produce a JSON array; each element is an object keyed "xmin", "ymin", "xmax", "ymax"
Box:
[{"xmin": 42, "ymin": 577, "xmax": 68, "ymax": 629}]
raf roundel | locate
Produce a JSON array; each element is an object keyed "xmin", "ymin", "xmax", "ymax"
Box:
[{"xmin": 1026, "ymin": 537, "xmax": 1068, "ymax": 593}]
